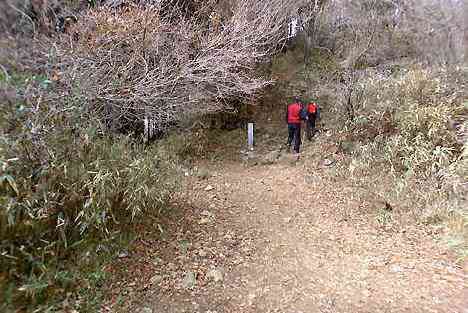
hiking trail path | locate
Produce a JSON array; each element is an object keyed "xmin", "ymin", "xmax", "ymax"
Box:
[{"xmin": 103, "ymin": 138, "xmax": 468, "ymax": 313}]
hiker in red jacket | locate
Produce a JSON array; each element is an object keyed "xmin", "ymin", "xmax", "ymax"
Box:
[
  {"xmin": 286, "ymin": 96, "xmax": 304, "ymax": 154},
  {"xmin": 306, "ymin": 101, "xmax": 318, "ymax": 140}
]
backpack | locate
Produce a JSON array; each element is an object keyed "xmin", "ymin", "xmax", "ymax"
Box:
[
  {"xmin": 307, "ymin": 103, "xmax": 317, "ymax": 114},
  {"xmin": 300, "ymin": 105, "xmax": 309, "ymax": 120},
  {"xmin": 316, "ymin": 105, "xmax": 321, "ymax": 120}
]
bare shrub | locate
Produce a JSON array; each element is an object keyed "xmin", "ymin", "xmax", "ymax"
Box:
[
  {"xmin": 0, "ymin": 0, "xmax": 85, "ymax": 35},
  {"xmin": 310, "ymin": 0, "xmax": 464, "ymax": 66},
  {"xmin": 400, "ymin": 0, "xmax": 465, "ymax": 65},
  {"xmin": 55, "ymin": 0, "xmax": 306, "ymax": 133}
]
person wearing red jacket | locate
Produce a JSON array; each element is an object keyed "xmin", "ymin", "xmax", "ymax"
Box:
[
  {"xmin": 306, "ymin": 101, "xmax": 318, "ymax": 140},
  {"xmin": 286, "ymin": 96, "xmax": 304, "ymax": 154}
]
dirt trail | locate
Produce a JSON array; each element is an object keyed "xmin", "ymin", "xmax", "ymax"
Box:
[{"xmin": 104, "ymin": 145, "xmax": 468, "ymax": 313}]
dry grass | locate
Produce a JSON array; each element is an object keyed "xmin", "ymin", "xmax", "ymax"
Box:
[{"xmin": 324, "ymin": 66, "xmax": 468, "ymax": 260}]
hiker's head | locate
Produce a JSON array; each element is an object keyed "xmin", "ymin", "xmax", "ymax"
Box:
[{"xmin": 293, "ymin": 96, "xmax": 300, "ymax": 103}]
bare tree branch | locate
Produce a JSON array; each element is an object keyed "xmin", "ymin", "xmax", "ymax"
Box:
[{"xmin": 55, "ymin": 0, "xmax": 305, "ymax": 133}]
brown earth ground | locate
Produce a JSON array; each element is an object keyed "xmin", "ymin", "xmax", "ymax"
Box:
[{"xmin": 101, "ymin": 128, "xmax": 468, "ymax": 313}]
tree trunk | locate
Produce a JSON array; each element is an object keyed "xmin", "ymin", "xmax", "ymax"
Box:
[
  {"xmin": 304, "ymin": 33, "xmax": 312, "ymax": 64},
  {"xmin": 346, "ymin": 88, "xmax": 354, "ymax": 121}
]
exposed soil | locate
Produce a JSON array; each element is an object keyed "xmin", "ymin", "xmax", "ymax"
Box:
[{"xmin": 101, "ymin": 134, "xmax": 468, "ymax": 313}]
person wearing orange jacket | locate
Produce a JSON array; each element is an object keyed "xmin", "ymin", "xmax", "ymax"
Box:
[
  {"xmin": 306, "ymin": 100, "xmax": 318, "ymax": 140},
  {"xmin": 286, "ymin": 96, "xmax": 305, "ymax": 154}
]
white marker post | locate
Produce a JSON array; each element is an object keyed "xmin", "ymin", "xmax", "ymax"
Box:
[
  {"xmin": 144, "ymin": 116, "xmax": 149, "ymax": 143},
  {"xmin": 248, "ymin": 122, "xmax": 254, "ymax": 151}
]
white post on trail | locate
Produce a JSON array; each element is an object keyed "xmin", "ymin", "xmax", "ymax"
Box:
[
  {"xmin": 247, "ymin": 122, "xmax": 254, "ymax": 151},
  {"xmin": 144, "ymin": 116, "xmax": 149, "ymax": 143}
]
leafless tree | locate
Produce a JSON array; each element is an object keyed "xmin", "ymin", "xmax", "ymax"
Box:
[
  {"xmin": 299, "ymin": 0, "xmax": 328, "ymax": 63},
  {"xmin": 303, "ymin": 0, "xmax": 465, "ymax": 122},
  {"xmin": 54, "ymin": 0, "xmax": 307, "ymax": 133},
  {"xmin": 399, "ymin": 0, "xmax": 465, "ymax": 65}
]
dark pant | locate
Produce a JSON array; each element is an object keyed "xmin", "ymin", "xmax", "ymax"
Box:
[
  {"xmin": 306, "ymin": 114, "xmax": 316, "ymax": 140},
  {"xmin": 287, "ymin": 123, "xmax": 301, "ymax": 153}
]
